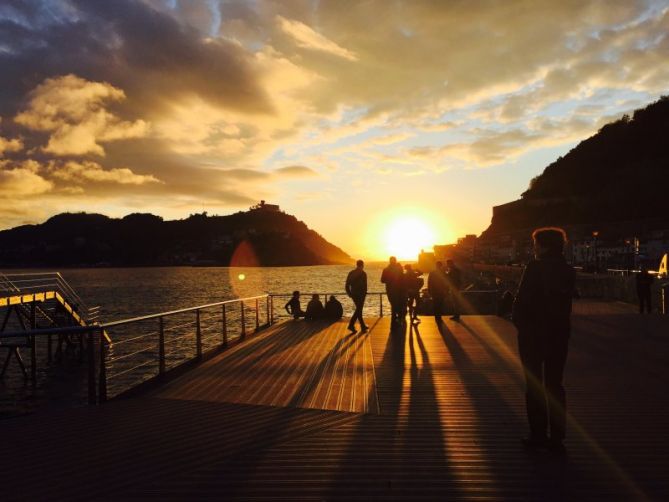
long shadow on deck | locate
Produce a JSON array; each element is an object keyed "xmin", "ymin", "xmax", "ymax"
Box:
[
  {"xmin": 325, "ymin": 321, "xmax": 458, "ymax": 499},
  {"xmin": 170, "ymin": 319, "xmax": 378, "ymax": 497},
  {"xmin": 437, "ymin": 320, "xmax": 575, "ymax": 500}
]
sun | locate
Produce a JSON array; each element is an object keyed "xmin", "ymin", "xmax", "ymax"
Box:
[{"xmin": 383, "ymin": 216, "xmax": 436, "ymax": 261}]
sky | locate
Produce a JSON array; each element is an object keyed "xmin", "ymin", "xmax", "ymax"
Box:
[{"xmin": 0, "ymin": 0, "xmax": 668, "ymax": 260}]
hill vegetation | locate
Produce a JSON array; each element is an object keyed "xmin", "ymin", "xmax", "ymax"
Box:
[
  {"xmin": 482, "ymin": 96, "xmax": 669, "ymax": 238},
  {"xmin": 0, "ymin": 209, "xmax": 351, "ymax": 267}
]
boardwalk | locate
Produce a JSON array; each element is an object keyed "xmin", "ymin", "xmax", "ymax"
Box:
[{"xmin": 3, "ymin": 301, "xmax": 669, "ymax": 500}]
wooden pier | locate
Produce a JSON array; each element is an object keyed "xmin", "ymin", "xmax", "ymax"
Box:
[{"xmin": 3, "ymin": 300, "xmax": 669, "ymax": 500}]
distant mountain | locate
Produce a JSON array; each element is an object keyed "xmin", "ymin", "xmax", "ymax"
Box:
[
  {"xmin": 0, "ymin": 209, "xmax": 351, "ymax": 267},
  {"xmin": 482, "ymin": 96, "xmax": 669, "ymax": 240}
]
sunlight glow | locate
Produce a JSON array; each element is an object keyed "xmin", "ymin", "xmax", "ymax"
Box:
[{"xmin": 383, "ymin": 216, "xmax": 436, "ymax": 260}]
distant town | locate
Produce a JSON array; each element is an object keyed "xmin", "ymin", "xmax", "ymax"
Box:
[{"xmin": 419, "ymin": 221, "xmax": 669, "ymax": 273}]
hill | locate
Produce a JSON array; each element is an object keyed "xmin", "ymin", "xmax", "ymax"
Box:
[
  {"xmin": 0, "ymin": 209, "xmax": 351, "ymax": 267},
  {"xmin": 482, "ymin": 96, "xmax": 669, "ymax": 240}
]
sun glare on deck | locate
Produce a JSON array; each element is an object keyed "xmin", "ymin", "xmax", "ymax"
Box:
[{"xmin": 383, "ymin": 216, "xmax": 436, "ymax": 260}]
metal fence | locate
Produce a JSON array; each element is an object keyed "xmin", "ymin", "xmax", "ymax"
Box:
[{"xmin": 0, "ymin": 295, "xmax": 270, "ymax": 404}]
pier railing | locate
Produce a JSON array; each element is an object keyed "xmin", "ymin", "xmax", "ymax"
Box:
[
  {"xmin": 0, "ymin": 294, "xmax": 270, "ymax": 404},
  {"xmin": 0, "ymin": 272, "xmax": 100, "ymax": 323}
]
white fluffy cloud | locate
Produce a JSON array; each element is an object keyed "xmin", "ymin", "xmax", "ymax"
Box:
[{"xmin": 14, "ymin": 75, "xmax": 148, "ymax": 156}]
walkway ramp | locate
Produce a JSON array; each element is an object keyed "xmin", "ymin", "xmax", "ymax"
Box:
[{"xmin": 3, "ymin": 301, "xmax": 669, "ymax": 500}]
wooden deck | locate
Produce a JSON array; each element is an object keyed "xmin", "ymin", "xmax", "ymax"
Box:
[{"xmin": 3, "ymin": 300, "xmax": 669, "ymax": 500}]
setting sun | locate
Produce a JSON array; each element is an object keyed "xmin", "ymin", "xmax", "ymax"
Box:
[{"xmin": 383, "ymin": 216, "xmax": 436, "ymax": 261}]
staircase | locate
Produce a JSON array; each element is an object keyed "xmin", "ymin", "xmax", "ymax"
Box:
[{"xmin": 0, "ymin": 272, "xmax": 106, "ymax": 379}]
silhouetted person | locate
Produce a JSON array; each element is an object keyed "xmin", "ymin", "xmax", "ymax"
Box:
[
  {"xmin": 404, "ymin": 264, "xmax": 423, "ymax": 322},
  {"xmin": 512, "ymin": 227, "xmax": 575, "ymax": 453},
  {"xmin": 305, "ymin": 294, "xmax": 325, "ymax": 320},
  {"xmin": 285, "ymin": 290, "xmax": 305, "ymax": 319},
  {"xmin": 446, "ymin": 259, "xmax": 462, "ymax": 321},
  {"xmin": 346, "ymin": 259, "xmax": 368, "ymax": 332},
  {"xmin": 325, "ymin": 295, "xmax": 344, "ymax": 320},
  {"xmin": 497, "ymin": 290, "xmax": 514, "ymax": 319},
  {"xmin": 381, "ymin": 256, "xmax": 405, "ymax": 326},
  {"xmin": 428, "ymin": 261, "xmax": 448, "ymax": 323},
  {"xmin": 636, "ymin": 265, "xmax": 653, "ymax": 313}
]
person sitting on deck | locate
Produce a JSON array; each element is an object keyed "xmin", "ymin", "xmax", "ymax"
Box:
[
  {"xmin": 324, "ymin": 295, "xmax": 344, "ymax": 320},
  {"xmin": 284, "ymin": 291, "xmax": 305, "ymax": 319},
  {"xmin": 305, "ymin": 294, "xmax": 325, "ymax": 320}
]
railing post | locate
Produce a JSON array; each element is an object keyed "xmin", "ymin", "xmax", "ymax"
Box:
[
  {"xmin": 222, "ymin": 304, "xmax": 228, "ymax": 347},
  {"xmin": 30, "ymin": 301, "xmax": 36, "ymax": 383},
  {"xmin": 87, "ymin": 330, "xmax": 97, "ymax": 405},
  {"xmin": 240, "ymin": 301, "xmax": 246, "ymax": 339},
  {"xmin": 379, "ymin": 293, "xmax": 383, "ymax": 317},
  {"xmin": 255, "ymin": 298, "xmax": 259, "ymax": 331},
  {"xmin": 195, "ymin": 309, "xmax": 202, "ymax": 358},
  {"xmin": 270, "ymin": 295, "xmax": 274, "ymax": 324},
  {"xmin": 158, "ymin": 316, "xmax": 165, "ymax": 375},
  {"xmin": 266, "ymin": 296, "xmax": 270, "ymax": 326},
  {"xmin": 98, "ymin": 328, "xmax": 107, "ymax": 403}
]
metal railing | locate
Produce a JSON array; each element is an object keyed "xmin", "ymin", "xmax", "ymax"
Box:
[
  {"xmin": 0, "ymin": 294, "xmax": 270, "ymax": 404},
  {"xmin": 0, "ymin": 272, "xmax": 99, "ymax": 323}
]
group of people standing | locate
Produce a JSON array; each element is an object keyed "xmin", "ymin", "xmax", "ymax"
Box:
[
  {"xmin": 342, "ymin": 256, "xmax": 463, "ymax": 332},
  {"xmin": 287, "ymin": 226, "xmax": 577, "ymax": 453}
]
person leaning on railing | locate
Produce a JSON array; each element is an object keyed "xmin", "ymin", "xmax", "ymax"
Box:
[{"xmin": 284, "ymin": 291, "xmax": 305, "ymax": 319}]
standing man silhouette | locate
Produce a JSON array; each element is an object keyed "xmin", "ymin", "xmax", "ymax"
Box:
[
  {"xmin": 446, "ymin": 259, "xmax": 462, "ymax": 321},
  {"xmin": 404, "ymin": 264, "xmax": 423, "ymax": 322},
  {"xmin": 381, "ymin": 256, "xmax": 405, "ymax": 326},
  {"xmin": 346, "ymin": 259, "xmax": 368, "ymax": 333},
  {"xmin": 636, "ymin": 265, "xmax": 653, "ymax": 313},
  {"xmin": 512, "ymin": 227, "xmax": 575, "ymax": 453},
  {"xmin": 428, "ymin": 261, "xmax": 448, "ymax": 324}
]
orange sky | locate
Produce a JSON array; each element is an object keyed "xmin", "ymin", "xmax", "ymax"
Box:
[{"xmin": 1, "ymin": 1, "xmax": 668, "ymax": 259}]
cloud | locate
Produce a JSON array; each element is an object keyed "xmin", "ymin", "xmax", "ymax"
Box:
[
  {"xmin": 14, "ymin": 74, "xmax": 148, "ymax": 156},
  {"xmin": 0, "ymin": 0, "xmax": 667, "ymax": 235},
  {"xmin": 217, "ymin": 168, "xmax": 270, "ymax": 181},
  {"xmin": 0, "ymin": 118, "xmax": 23, "ymax": 156},
  {"xmin": 0, "ymin": 135, "xmax": 23, "ymax": 156},
  {"xmin": 0, "ymin": 162, "xmax": 53, "ymax": 197},
  {"xmin": 274, "ymin": 165, "xmax": 318, "ymax": 178},
  {"xmin": 48, "ymin": 160, "xmax": 161, "ymax": 185},
  {"xmin": 276, "ymin": 15, "xmax": 358, "ymax": 61}
]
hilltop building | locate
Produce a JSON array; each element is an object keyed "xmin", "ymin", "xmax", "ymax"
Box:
[{"xmin": 250, "ymin": 200, "xmax": 280, "ymax": 212}]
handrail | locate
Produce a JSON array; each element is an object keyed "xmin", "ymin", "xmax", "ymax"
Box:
[
  {"xmin": 102, "ymin": 295, "xmax": 268, "ymax": 328},
  {"xmin": 0, "ymin": 272, "xmax": 98, "ymax": 322},
  {"xmin": 1, "ymin": 293, "xmax": 273, "ymax": 405},
  {"xmin": 0, "ymin": 294, "xmax": 270, "ymax": 339}
]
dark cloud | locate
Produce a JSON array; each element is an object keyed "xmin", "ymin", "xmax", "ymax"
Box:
[{"xmin": 0, "ymin": 0, "xmax": 272, "ymax": 120}]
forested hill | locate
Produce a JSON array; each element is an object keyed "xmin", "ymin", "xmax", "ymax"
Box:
[
  {"xmin": 482, "ymin": 96, "xmax": 669, "ymax": 238},
  {"xmin": 0, "ymin": 209, "xmax": 351, "ymax": 267}
]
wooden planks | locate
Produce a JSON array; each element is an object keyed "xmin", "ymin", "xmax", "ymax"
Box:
[
  {"xmin": 3, "ymin": 301, "xmax": 669, "ymax": 500},
  {"xmin": 154, "ymin": 318, "xmax": 378, "ymax": 413}
]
